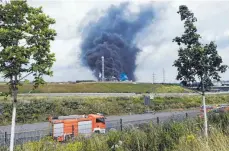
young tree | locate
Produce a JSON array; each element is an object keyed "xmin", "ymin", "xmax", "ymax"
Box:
[
  {"xmin": 0, "ymin": 1, "xmax": 56, "ymax": 150},
  {"xmin": 173, "ymin": 5, "xmax": 228, "ymax": 137}
]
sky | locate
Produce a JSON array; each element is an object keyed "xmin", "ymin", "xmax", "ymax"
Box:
[{"xmin": 2, "ymin": 0, "xmax": 229, "ymax": 83}]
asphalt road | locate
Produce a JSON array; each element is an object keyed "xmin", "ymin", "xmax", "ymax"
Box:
[
  {"xmin": 18, "ymin": 92, "xmax": 229, "ymax": 97},
  {"xmin": 0, "ymin": 109, "xmax": 199, "ymax": 133}
]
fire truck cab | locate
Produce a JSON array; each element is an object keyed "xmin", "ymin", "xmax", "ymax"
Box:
[{"xmin": 49, "ymin": 114, "xmax": 106, "ymax": 141}]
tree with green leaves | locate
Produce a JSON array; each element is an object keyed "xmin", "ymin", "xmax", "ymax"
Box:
[
  {"xmin": 0, "ymin": 1, "xmax": 56, "ymax": 150},
  {"xmin": 173, "ymin": 5, "xmax": 228, "ymax": 137}
]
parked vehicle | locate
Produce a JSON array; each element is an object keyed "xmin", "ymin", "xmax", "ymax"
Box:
[
  {"xmin": 200, "ymin": 105, "xmax": 215, "ymax": 112},
  {"xmin": 199, "ymin": 104, "xmax": 229, "ymax": 118},
  {"xmin": 218, "ymin": 105, "xmax": 229, "ymax": 113},
  {"xmin": 48, "ymin": 113, "xmax": 106, "ymax": 141}
]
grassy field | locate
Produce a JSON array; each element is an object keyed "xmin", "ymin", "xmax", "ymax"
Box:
[
  {"xmin": 4, "ymin": 113, "xmax": 229, "ymax": 151},
  {"xmin": 1, "ymin": 94, "xmax": 229, "ymax": 125},
  {"xmin": 0, "ymin": 82, "xmax": 192, "ymax": 93}
]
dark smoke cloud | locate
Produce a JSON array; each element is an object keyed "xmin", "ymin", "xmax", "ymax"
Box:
[{"xmin": 80, "ymin": 2, "xmax": 155, "ymax": 81}]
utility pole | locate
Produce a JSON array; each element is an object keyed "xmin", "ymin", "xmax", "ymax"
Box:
[
  {"xmin": 152, "ymin": 73, "xmax": 156, "ymax": 84},
  {"xmin": 101, "ymin": 56, "xmax": 104, "ymax": 82},
  {"xmin": 163, "ymin": 68, "xmax": 165, "ymax": 83}
]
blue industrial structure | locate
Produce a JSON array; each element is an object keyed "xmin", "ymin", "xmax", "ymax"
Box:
[{"xmin": 120, "ymin": 73, "xmax": 128, "ymax": 81}]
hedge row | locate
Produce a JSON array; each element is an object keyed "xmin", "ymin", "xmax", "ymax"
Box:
[{"xmin": 1, "ymin": 95, "xmax": 229, "ymax": 125}]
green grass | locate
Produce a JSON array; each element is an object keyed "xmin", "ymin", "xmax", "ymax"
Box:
[
  {"xmin": 0, "ymin": 82, "xmax": 192, "ymax": 93},
  {"xmin": 1, "ymin": 94, "xmax": 229, "ymax": 125}
]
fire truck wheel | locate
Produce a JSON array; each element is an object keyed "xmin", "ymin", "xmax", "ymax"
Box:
[
  {"xmin": 94, "ymin": 130, "xmax": 101, "ymax": 134},
  {"xmin": 65, "ymin": 135, "xmax": 72, "ymax": 142}
]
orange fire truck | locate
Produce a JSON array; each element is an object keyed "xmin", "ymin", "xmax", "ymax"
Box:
[{"xmin": 48, "ymin": 113, "xmax": 106, "ymax": 141}]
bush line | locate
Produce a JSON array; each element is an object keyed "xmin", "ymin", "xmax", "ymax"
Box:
[{"xmin": 0, "ymin": 95, "xmax": 229, "ymax": 125}]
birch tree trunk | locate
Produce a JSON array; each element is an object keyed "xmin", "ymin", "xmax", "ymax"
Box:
[
  {"xmin": 201, "ymin": 76, "xmax": 208, "ymax": 137},
  {"xmin": 10, "ymin": 75, "xmax": 18, "ymax": 151},
  {"xmin": 202, "ymin": 91, "xmax": 208, "ymax": 137}
]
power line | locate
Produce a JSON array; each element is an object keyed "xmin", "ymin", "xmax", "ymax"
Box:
[{"xmin": 163, "ymin": 68, "xmax": 165, "ymax": 83}]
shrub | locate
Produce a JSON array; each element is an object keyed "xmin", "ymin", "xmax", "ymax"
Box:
[{"xmin": 1, "ymin": 95, "xmax": 229, "ymax": 125}]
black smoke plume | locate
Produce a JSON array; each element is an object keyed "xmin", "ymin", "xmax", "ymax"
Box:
[{"xmin": 80, "ymin": 2, "xmax": 155, "ymax": 81}]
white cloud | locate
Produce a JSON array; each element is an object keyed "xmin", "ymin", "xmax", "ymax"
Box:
[
  {"xmin": 25, "ymin": 0, "xmax": 123, "ymax": 82},
  {"xmin": 2, "ymin": 0, "xmax": 227, "ymax": 82},
  {"xmin": 135, "ymin": 1, "xmax": 229, "ymax": 82}
]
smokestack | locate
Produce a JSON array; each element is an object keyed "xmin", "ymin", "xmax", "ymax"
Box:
[{"xmin": 101, "ymin": 56, "xmax": 104, "ymax": 81}]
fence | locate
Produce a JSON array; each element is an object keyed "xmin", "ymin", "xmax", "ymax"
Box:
[
  {"xmin": 0, "ymin": 112, "xmax": 191, "ymax": 147},
  {"xmin": 0, "ymin": 129, "xmax": 50, "ymax": 147}
]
